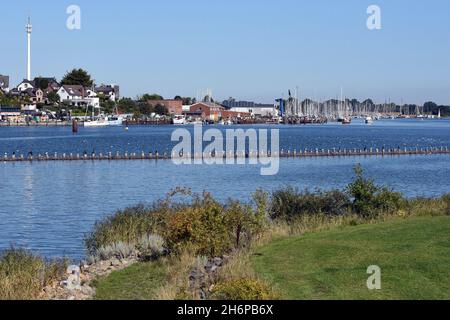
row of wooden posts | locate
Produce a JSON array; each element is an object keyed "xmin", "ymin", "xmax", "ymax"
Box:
[{"xmin": 2, "ymin": 146, "xmax": 450, "ymax": 162}]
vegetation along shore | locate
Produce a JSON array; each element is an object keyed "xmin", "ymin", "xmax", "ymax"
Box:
[{"xmin": 1, "ymin": 165, "xmax": 450, "ymax": 300}]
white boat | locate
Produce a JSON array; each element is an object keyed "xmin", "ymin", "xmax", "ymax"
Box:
[
  {"xmin": 365, "ymin": 116, "xmax": 374, "ymax": 124},
  {"xmin": 173, "ymin": 115, "xmax": 186, "ymax": 125},
  {"xmin": 107, "ymin": 115, "xmax": 123, "ymax": 126},
  {"xmin": 83, "ymin": 117, "xmax": 109, "ymax": 127}
]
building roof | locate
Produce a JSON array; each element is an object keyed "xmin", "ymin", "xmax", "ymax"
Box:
[
  {"xmin": 191, "ymin": 102, "xmax": 225, "ymax": 109},
  {"xmin": 61, "ymin": 85, "xmax": 85, "ymax": 97}
]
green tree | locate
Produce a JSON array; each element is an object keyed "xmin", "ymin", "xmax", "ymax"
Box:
[
  {"xmin": 118, "ymin": 98, "xmax": 137, "ymax": 114},
  {"xmin": 141, "ymin": 93, "xmax": 163, "ymax": 101},
  {"xmin": 34, "ymin": 78, "xmax": 49, "ymax": 90},
  {"xmin": 46, "ymin": 92, "xmax": 60, "ymax": 105},
  {"xmin": 61, "ymin": 68, "xmax": 94, "ymax": 87},
  {"xmin": 154, "ymin": 104, "xmax": 168, "ymax": 115}
]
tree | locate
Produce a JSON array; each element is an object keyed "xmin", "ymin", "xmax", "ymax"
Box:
[
  {"xmin": 423, "ymin": 101, "xmax": 438, "ymax": 114},
  {"xmin": 154, "ymin": 104, "xmax": 168, "ymax": 115},
  {"xmin": 174, "ymin": 96, "xmax": 195, "ymax": 105},
  {"xmin": 61, "ymin": 68, "xmax": 94, "ymax": 87},
  {"xmin": 47, "ymin": 92, "xmax": 60, "ymax": 105},
  {"xmin": 34, "ymin": 77, "xmax": 49, "ymax": 90},
  {"xmin": 141, "ymin": 93, "xmax": 163, "ymax": 101},
  {"xmin": 118, "ymin": 98, "xmax": 137, "ymax": 113}
]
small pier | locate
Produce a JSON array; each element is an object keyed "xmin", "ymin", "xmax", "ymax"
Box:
[{"xmin": 2, "ymin": 146, "xmax": 450, "ymax": 163}]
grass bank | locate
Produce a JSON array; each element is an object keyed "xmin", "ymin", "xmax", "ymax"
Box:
[
  {"xmin": 93, "ymin": 261, "xmax": 167, "ymax": 300},
  {"xmin": 252, "ymin": 216, "xmax": 450, "ymax": 300}
]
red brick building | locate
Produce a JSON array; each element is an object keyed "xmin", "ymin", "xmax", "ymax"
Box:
[
  {"xmin": 147, "ymin": 99, "xmax": 183, "ymax": 115},
  {"xmin": 188, "ymin": 102, "xmax": 251, "ymax": 122}
]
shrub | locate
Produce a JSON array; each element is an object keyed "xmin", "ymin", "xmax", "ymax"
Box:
[
  {"xmin": 163, "ymin": 192, "xmax": 267, "ymax": 257},
  {"xmin": 0, "ymin": 248, "xmax": 67, "ymax": 300},
  {"xmin": 164, "ymin": 194, "xmax": 231, "ymax": 257},
  {"xmin": 224, "ymin": 199, "xmax": 266, "ymax": 249},
  {"xmin": 211, "ymin": 278, "xmax": 277, "ymax": 300},
  {"xmin": 85, "ymin": 203, "xmax": 169, "ymax": 255},
  {"xmin": 269, "ymin": 187, "xmax": 350, "ymax": 221},
  {"xmin": 347, "ymin": 165, "xmax": 404, "ymax": 218}
]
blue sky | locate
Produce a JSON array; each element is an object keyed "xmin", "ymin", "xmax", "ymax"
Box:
[{"xmin": 1, "ymin": 0, "xmax": 449, "ymax": 104}]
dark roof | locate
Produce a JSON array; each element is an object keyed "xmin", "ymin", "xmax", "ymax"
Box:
[
  {"xmin": 61, "ymin": 85, "xmax": 85, "ymax": 97},
  {"xmin": 95, "ymin": 85, "xmax": 118, "ymax": 94}
]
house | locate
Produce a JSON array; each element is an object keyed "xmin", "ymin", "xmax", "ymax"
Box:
[
  {"xmin": 16, "ymin": 77, "xmax": 61, "ymax": 101},
  {"xmin": 57, "ymin": 85, "xmax": 100, "ymax": 108},
  {"xmin": 22, "ymin": 88, "xmax": 44, "ymax": 105},
  {"xmin": 17, "ymin": 79, "xmax": 35, "ymax": 92},
  {"xmin": 147, "ymin": 99, "xmax": 183, "ymax": 115},
  {"xmin": 95, "ymin": 84, "xmax": 120, "ymax": 101},
  {"xmin": 189, "ymin": 102, "xmax": 225, "ymax": 122},
  {"xmin": 0, "ymin": 75, "xmax": 9, "ymax": 93}
]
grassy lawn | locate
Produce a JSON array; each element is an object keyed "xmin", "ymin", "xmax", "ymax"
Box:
[
  {"xmin": 93, "ymin": 261, "xmax": 167, "ymax": 300},
  {"xmin": 251, "ymin": 216, "xmax": 450, "ymax": 300}
]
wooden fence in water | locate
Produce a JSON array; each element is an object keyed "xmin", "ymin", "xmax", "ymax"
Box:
[{"xmin": 1, "ymin": 146, "xmax": 450, "ymax": 163}]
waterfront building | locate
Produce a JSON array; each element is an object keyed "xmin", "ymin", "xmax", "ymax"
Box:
[
  {"xmin": 57, "ymin": 85, "xmax": 100, "ymax": 108},
  {"xmin": 188, "ymin": 102, "xmax": 250, "ymax": 122},
  {"xmin": 223, "ymin": 97, "xmax": 277, "ymax": 118},
  {"xmin": 147, "ymin": 99, "xmax": 183, "ymax": 115}
]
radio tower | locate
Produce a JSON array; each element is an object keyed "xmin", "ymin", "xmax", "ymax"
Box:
[{"xmin": 26, "ymin": 17, "xmax": 32, "ymax": 81}]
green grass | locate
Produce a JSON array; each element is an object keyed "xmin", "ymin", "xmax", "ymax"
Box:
[
  {"xmin": 251, "ymin": 216, "xmax": 450, "ymax": 300},
  {"xmin": 93, "ymin": 261, "xmax": 167, "ymax": 300}
]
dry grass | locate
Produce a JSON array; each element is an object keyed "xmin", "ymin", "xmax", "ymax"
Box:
[
  {"xmin": 153, "ymin": 248, "xmax": 199, "ymax": 300},
  {"xmin": 0, "ymin": 248, "xmax": 67, "ymax": 300}
]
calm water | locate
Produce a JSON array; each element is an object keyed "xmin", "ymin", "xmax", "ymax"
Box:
[
  {"xmin": 1, "ymin": 119, "xmax": 450, "ymax": 259},
  {"xmin": 1, "ymin": 119, "xmax": 450, "ymax": 155}
]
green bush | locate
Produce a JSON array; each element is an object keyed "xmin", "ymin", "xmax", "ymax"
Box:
[
  {"xmin": 163, "ymin": 193, "xmax": 267, "ymax": 257},
  {"xmin": 269, "ymin": 187, "xmax": 350, "ymax": 221},
  {"xmin": 211, "ymin": 278, "xmax": 277, "ymax": 300},
  {"xmin": 347, "ymin": 165, "xmax": 404, "ymax": 218},
  {"xmin": 164, "ymin": 194, "xmax": 232, "ymax": 257},
  {"xmin": 0, "ymin": 248, "xmax": 67, "ymax": 300}
]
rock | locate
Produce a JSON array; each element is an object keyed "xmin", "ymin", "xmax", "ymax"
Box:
[
  {"xmin": 66, "ymin": 273, "xmax": 81, "ymax": 290},
  {"xmin": 67, "ymin": 265, "xmax": 81, "ymax": 275},
  {"xmin": 110, "ymin": 258, "xmax": 121, "ymax": 267}
]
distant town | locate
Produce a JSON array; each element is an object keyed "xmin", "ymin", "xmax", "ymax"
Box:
[
  {"xmin": 0, "ymin": 17, "xmax": 449, "ymax": 126},
  {"xmin": 1, "ymin": 69, "xmax": 449, "ymax": 127}
]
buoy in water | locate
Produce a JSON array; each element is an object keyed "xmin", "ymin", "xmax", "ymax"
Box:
[{"xmin": 125, "ymin": 127, "xmax": 129, "ymax": 131}]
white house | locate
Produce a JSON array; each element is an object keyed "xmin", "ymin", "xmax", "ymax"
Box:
[
  {"xmin": 57, "ymin": 85, "xmax": 100, "ymax": 108},
  {"xmin": 17, "ymin": 79, "xmax": 34, "ymax": 92}
]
